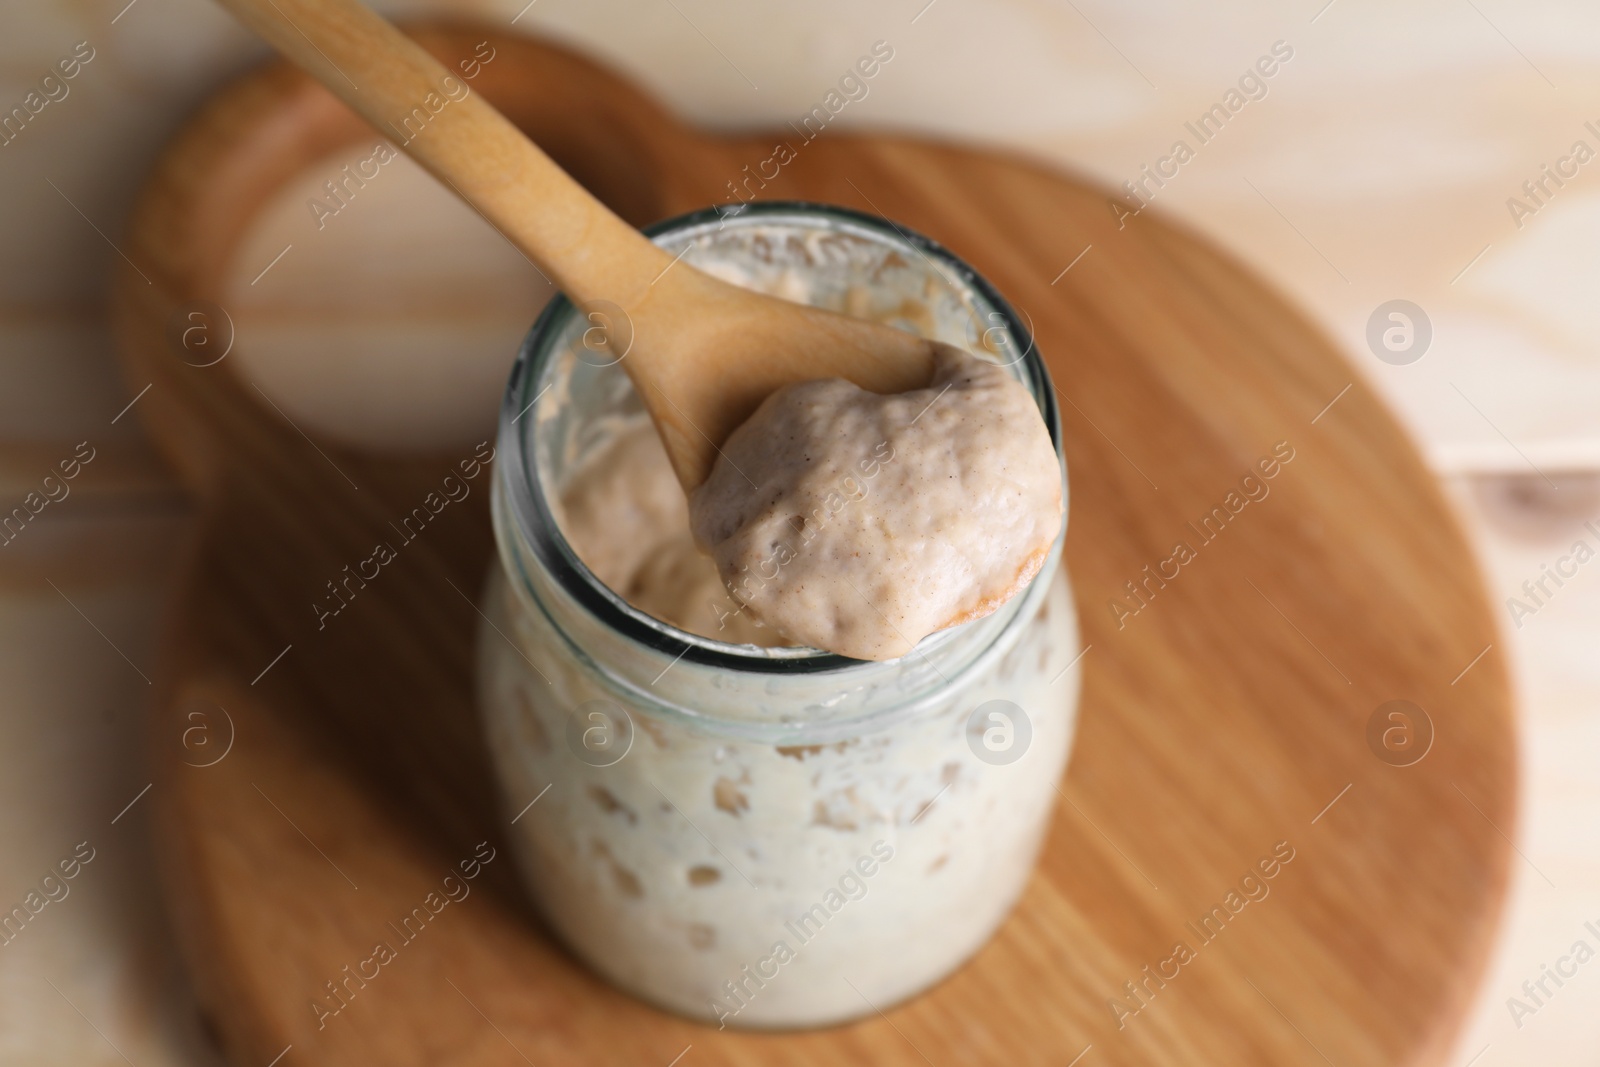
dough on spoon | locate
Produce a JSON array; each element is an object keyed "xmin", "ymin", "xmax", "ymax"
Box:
[{"xmin": 689, "ymin": 344, "xmax": 1063, "ymax": 660}]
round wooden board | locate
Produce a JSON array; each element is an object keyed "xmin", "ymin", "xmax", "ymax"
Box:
[{"xmin": 112, "ymin": 25, "xmax": 1515, "ymax": 1067}]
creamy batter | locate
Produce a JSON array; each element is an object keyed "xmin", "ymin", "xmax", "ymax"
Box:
[
  {"xmin": 513, "ymin": 393, "xmax": 1077, "ymax": 1027},
  {"xmin": 557, "ymin": 421, "xmax": 779, "ymax": 647},
  {"xmin": 690, "ymin": 344, "xmax": 1063, "ymax": 660}
]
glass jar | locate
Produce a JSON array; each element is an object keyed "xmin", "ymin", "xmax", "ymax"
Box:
[{"xmin": 478, "ymin": 202, "xmax": 1081, "ymax": 1029}]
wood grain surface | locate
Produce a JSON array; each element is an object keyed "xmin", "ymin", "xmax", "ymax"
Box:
[{"xmin": 110, "ymin": 24, "xmax": 1515, "ymax": 1067}]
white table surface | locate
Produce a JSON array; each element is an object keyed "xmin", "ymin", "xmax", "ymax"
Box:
[{"xmin": 2, "ymin": 1, "xmax": 1598, "ymax": 1064}]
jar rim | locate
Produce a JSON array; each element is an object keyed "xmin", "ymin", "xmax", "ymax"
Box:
[{"xmin": 495, "ymin": 200, "xmax": 1064, "ymax": 677}]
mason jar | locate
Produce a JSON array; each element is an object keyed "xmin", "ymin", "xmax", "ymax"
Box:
[{"xmin": 477, "ymin": 201, "xmax": 1081, "ymax": 1029}]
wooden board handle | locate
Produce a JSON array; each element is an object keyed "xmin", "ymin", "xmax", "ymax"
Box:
[{"xmin": 214, "ymin": 0, "xmax": 675, "ymax": 306}]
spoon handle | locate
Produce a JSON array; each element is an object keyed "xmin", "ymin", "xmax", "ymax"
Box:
[{"xmin": 215, "ymin": 0, "xmax": 673, "ymax": 305}]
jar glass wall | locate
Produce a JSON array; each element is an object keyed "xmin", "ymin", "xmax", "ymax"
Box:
[{"xmin": 478, "ymin": 202, "xmax": 1081, "ymax": 1028}]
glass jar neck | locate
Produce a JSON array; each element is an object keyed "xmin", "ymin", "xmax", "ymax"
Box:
[{"xmin": 493, "ymin": 474, "xmax": 1063, "ymax": 743}]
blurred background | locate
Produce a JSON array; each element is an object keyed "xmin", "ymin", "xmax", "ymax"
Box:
[{"xmin": 2, "ymin": 0, "xmax": 1596, "ymax": 1063}]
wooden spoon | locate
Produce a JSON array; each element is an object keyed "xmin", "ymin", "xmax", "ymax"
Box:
[{"xmin": 214, "ymin": 0, "xmax": 938, "ymax": 490}]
